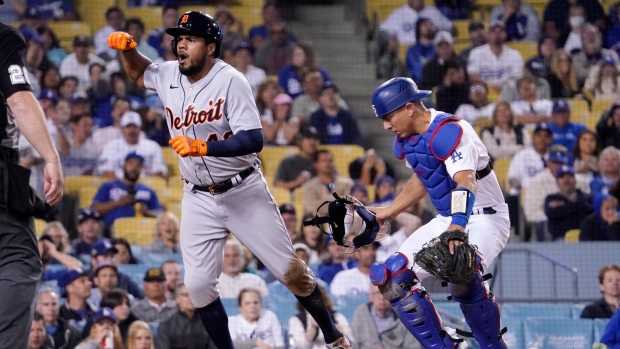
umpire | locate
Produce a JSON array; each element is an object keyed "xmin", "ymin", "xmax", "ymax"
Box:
[{"xmin": 0, "ymin": 12, "xmax": 64, "ymax": 349}]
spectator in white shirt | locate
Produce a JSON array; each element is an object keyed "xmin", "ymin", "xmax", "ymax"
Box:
[
  {"xmin": 481, "ymin": 101, "xmax": 532, "ymax": 160},
  {"xmin": 232, "ymin": 42, "xmax": 266, "ymax": 98},
  {"xmin": 330, "ymin": 241, "xmax": 379, "ymax": 296},
  {"xmin": 379, "ymin": 0, "xmax": 452, "ymax": 47},
  {"xmin": 228, "ymin": 288, "xmax": 285, "ymax": 349},
  {"xmin": 59, "ymin": 114, "xmax": 99, "ymax": 176},
  {"xmin": 564, "ymin": 5, "xmax": 586, "ymax": 53},
  {"xmin": 454, "ymin": 81, "xmax": 496, "ymax": 125},
  {"xmin": 93, "ymin": 98, "xmax": 132, "ymax": 154},
  {"xmin": 218, "ymin": 240, "xmax": 269, "ymax": 299},
  {"xmin": 97, "ymin": 111, "xmax": 167, "ymax": 179},
  {"xmin": 468, "ymin": 20, "xmax": 523, "ymax": 93},
  {"xmin": 59, "ymin": 35, "xmax": 105, "ymax": 92},
  {"xmin": 507, "ymin": 122, "xmax": 553, "ymax": 195},
  {"xmin": 94, "ymin": 6, "xmax": 125, "ymax": 61},
  {"xmin": 509, "ymin": 77, "xmax": 553, "ymax": 126}
]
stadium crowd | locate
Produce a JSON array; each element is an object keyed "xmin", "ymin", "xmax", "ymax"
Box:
[{"xmin": 1, "ymin": 0, "xmax": 620, "ymax": 348}]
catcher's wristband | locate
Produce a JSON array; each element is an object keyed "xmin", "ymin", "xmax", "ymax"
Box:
[{"xmin": 450, "ymin": 186, "xmax": 475, "ymax": 228}]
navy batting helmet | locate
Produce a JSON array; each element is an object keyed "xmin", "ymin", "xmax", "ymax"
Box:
[
  {"xmin": 166, "ymin": 11, "xmax": 223, "ymax": 58},
  {"xmin": 371, "ymin": 77, "xmax": 432, "ymax": 118}
]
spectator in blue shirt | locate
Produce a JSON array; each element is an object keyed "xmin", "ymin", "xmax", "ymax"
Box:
[
  {"xmin": 278, "ymin": 42, "xmax": 331, "ymax": 100},
  {"xmin": 308, "ymin": 82, "xmax": 363, "ymax": 146},
  {"xmin": 406, "ymin": 17, "xmax": 436, "ymax": 81},
  {"xmin": 71, "ymin": 209, "xmax": 103, "ymax": 256},
  {"xmin": 490, "ymin": 0, "xmax": 541, "ymax": 41},
  {"xmin": 146, "ymin": 5, "xmax": 179, "ymax": 57},
  {"xmin": 91, "ymin": 151, "xmax": 163, "ymax": 227},
  {"xmin": 547, "ymin": 99, "xmax": 587, "ymax": 163},
  {"xmin": 13, "ymin": 0, "xmax": 78, "ymax": 21}
]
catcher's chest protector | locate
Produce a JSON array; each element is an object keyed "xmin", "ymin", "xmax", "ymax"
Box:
[{"xmin": 393, "ymin": 114, "xmax": 460, "ymax": 216}]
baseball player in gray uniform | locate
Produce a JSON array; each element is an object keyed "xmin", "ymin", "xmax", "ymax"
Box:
[{"xmin": 108, "ymin": 11, "xmax": 351, "ymax": 349}]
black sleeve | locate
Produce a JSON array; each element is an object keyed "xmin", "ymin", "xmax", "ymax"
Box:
[{"xmin": 0, "ymin": 24, "xmax": 32, "ymax": 100}]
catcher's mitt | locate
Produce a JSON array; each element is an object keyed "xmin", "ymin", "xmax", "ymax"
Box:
[{"xmin": 413, "ymin": 230, "xmax": 478, "ymax": 285}]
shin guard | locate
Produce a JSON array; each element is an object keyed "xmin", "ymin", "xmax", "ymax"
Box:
[{"xmin": 449, "ymin": 268, "xmax": 507, "ymax": 349}]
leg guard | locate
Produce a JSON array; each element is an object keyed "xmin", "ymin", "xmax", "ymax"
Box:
[
  {"xmin": 370, "ymin": 253, "xmax": 462, "ymax": 349},
  {"xmin": 449, "ymin": 261, "xmax": 507, "ymax": 349}
]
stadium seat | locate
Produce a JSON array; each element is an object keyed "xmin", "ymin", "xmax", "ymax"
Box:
[
  {"xmin": 366, "ymin": 0, "xmax": 403, "ymax": 25},
  {"xmin": 77, "ymin": 0, "xmax": 114, "ymax": 33},
  {"xmin": 320, "ymin": 145, "xmax": 365, "ymax": 177},
  {"xmin": 125, "ymin": 7, "xmax": 162, "ymax": 33},
  {"xmin": 267, "ymin": 289, "xmax": 298, "ymax": 329},
  {"xmin": 49, "ymin": 21, "xmax": 92, "ymax": 43},
  {"xmin": 492, "ymin": 158, "xmax": 511, "ymax": 191},
  {"xmin": 141, "ymin": 253, "xmax": 183, "ymax": 266},
  {"xmin": 160, "ymin": 188, "xmax": 184, "ymax": 210},
  {"xmin": 118, "ymin": 264, "xmax": 150, "ymax": 290},
  {"xmin": 179, "ymin": 6, "xmax": 216, "ymax": 16},
  {"xmin": 333, "ymin": 294, "xmax": 369, "ymax": 321},
  {"xmin": 161, "ymin": 147, "xmax": 180, "ymax": 179},
  {"xmin": 585, "ymin": 112, "xmax": 600, "ymax": 132},
  {"xmin": 594, "ymin": 318, "xmax": 610, "ymax": 339},
  {"xmin": 523, "ymin": 318, "xmax": 593, "ymax": 349},
  {"xmin": 233, "ymin": 1, "xmax": 263, "ymax": 30},
  {"xmin": 34, "ymin": 218, "xmax": 47, "ymax": 236},
  {"xmin": 505, "ymin": 41, "xmax": 538, "ymax": 60},
  {"xmin": 221, "ymin": 297, "xmax": 240, "ymax": 316},
  {"xmin": 454, "ymin": 42, "xmax": 470, "ymax": 55},
  {"xmin": 564, "ymin": 229, "xmax": 580, "ymax": 242},
  {"xmin": 79, "ymin": 186, "xmax": 99, "ymax": 208},
  {"xmin": 64, "ymin": 176, "xmax": 106, "ymax": 196},
  {"xmin": 572, "ymin": 303, "xmax": 586, "ymax": 318},
  {"xmin": 270, "ymin": 187, "xmax": 293, "ymax": 206},
  {"xmin": 592, "ymin": 99, "xmax": 614, "ymax": 115},
  {"xmin": 568, "ymin": 99, "xmax": 590, "ymax": 124},
  {"xmin": 168, "ymin": 176, "xmax": 185, "ymax": 190},
  {"xmin": 501, "ymin": 317, "xmax": 524, "ymax": 349},
  {"xmin": 398, "ymin": 44, "xmax": 409, "ymax": 63},
  {"xmin": 113, "ymin": 217, "xmax": 157, "ymax": 245},
  {"xmin": 139, "ymin": 176, "xmax": 168, "ymax": 199},
  {"xmin": 500, "ymin": 303, "xmax": 573, "ymax": 318},
  {"xmin": 434, "ymin": 301, "xmax": 463, "ymax": 318},
  {"xmin": 453, "ymin": 20, "xmax": 471, "ymax": 42},
  {"xmin": 259, "ymin": 146, "xmax": 299, "ymax": 178}
]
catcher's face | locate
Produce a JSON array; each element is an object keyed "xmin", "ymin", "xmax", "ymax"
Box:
[{"xmin": 381, "ymin": 103, "xmax": 417, "ymax": 137}]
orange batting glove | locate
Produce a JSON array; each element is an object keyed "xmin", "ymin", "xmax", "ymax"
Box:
[
  {"xmin": 108, "ymin": 31, "xmax": 138, "ymax": 51},
  {"xmin": 169, "ymin": 135, "xmax": 208, "ymax": 157}
]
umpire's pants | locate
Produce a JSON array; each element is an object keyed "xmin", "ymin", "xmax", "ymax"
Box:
[{"xmin": 0, "ymin": 211, "xmax": 42, "ymax": 349}]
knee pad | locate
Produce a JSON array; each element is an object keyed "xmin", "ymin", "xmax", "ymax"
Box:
[
  {"xmin": 370, "ymin": 253, "xmax": 462, "ymax": 348},
  {"xmin": 449, "ymin": 266, "xmax": 507, "ymax": 349}
]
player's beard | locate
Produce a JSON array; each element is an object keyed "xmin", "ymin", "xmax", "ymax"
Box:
[{"xmin": 179, "ymin": 55, "xmax": 207, "ymax": 77}]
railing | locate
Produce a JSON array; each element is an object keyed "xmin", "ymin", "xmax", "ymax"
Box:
[{"xmin": 489, "ymin": 247, "xmax": 580, "ymax": 303}]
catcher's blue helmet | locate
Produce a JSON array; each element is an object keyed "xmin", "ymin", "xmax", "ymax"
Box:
[{"xmin": 371, "ymin": 77, "xmax": 432, "ymax": 118}]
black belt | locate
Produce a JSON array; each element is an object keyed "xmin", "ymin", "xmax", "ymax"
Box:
[
  {"xmin": 190, "ymin": 166, "xmax": 256, "ymax": 195},
  {"xmin": 0, "ymin": 146, "xmax": 18, "ymax": 163},
  {"xmin": 471, "ymin": 207, "xmax": 497, "ymax": 215},
  {"xmin": 476, "ymin": 160, "xmax": 493, "ymax": 180}
]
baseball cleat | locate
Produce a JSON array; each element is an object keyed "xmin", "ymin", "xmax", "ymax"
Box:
[{"xmin": 326, "ymin": 335, "xmax": 352, "ymax": 349}]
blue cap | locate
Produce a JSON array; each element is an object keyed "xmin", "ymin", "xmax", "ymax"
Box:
[
  {"xmin": 546, "ymin": 145, "xmax": 569, "ymax": 164},
  {"xmin": 38, "ymin": 89, "xmax": 58, "ymax": 104},
  {"xmin": 94, "ymin": 307, "xmax": 117, "ymax": 323},
  {"xmin": 555, "ymin": 164, "xmax": 575, "ymax": 178},
  {"xmin": 60, "ymin": 268, "xmax": 89, "ymax": 288},
  {"xmin": 375, "ymin": 175, "xmax": 395, "ymax": 188},
  {"xmin": 233, "ymin": 41, "xmax": 254, "ymax": 55},
  {"xmin": 350, "ymin": 181, "xmax": 368, "ymax": 196},
  {"xmin": 19, "ymin": 27, "xmax": 42, "ymax": 44},
  {"xmin": 78, "ymin": 208, "xmax": 101, "ymax": 224},
  {"xmin": 552, "ymin": 99, "xmax": 570, "ymax": 113},
  {"xmin": 91, "ymin": 239, "xmax": 118, "ymax": 257},
  {"xmin": 600, "ymin": 55, "xmax": 616, "ymax": 66},
  {"xmin": 534, "ymin": 122, "xmax": 552, "ymax": 134},
  {"xmin": 371, "ymin": 77, "xmax": 431, "ymax": 118},
  {"xmin": 125, "ymin": 151, "xmax": 145, "ymax": 163},
  {"xmin": 321, "ymin": 81, "xmax": 339, "ymax": 93}
]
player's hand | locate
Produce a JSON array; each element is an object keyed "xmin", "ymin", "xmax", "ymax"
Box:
[
  {"xmin": 108, "ymin": 31, "xmax": 138, "ymax": 51},
  {"xmin": 371, "ymin": 206, "xmax": 396, "ymax": 224},
  {"xmin": 446, "ymin": 224, "xmax": 465, "ymax": 254},
  {"xmin": 169, "ymin": 135, "xmax": 208, "ymax": 157},
  {"xmin": 43, "ymin": 160, "xmax": 64, "ymax": 206}
]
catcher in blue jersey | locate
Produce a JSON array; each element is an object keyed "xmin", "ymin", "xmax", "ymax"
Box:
[{"xmin": 369, "ymin": 77, "xmax": 510, "ymax": 349}]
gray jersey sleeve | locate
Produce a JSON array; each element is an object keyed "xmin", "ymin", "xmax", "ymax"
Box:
[{"xmin": 224, "ymin": 71, "xmax": 262, "ymax": 133}]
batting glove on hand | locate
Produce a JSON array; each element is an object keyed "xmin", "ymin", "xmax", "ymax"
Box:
[
  {"xmin": 169, "ymin": 135, "xmax": 208, "ymax": 157},
  {"xmin": 108, "ymin": 32, "xmax": 138, "ymax": 51}
]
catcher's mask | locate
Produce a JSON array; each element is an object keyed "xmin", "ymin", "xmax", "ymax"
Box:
[{"xmin": 303, "ymin": 193, "xmax": 390, "ymax": 253}]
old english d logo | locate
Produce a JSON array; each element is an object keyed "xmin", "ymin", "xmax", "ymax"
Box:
[{"xmin": 180, "ymin": 14, "xmax": 189, "ymax": 24}]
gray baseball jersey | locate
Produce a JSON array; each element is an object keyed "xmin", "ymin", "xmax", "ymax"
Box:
[{"xmin": 143, "ymin": 59, "xmax": 261, "ymax": 185}]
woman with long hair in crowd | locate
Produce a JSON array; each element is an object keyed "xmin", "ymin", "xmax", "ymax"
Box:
[
  {"xmin": 255, "ymin": 79, "xmax": 281, "ymax": 118},
  {"xmin": 126, "ymin": 321, "xmax": 154, "ymax": 349},
  {"xmin": 573, "ymin": 130, "xmax": 600, "ymax": 182},
  {"xmin": 75, "ymin": 307, "xmax": 124, "ymax": 349},
  {"xmin": 584, "ymin": 56, "xmax": 620, "ymax": 101},
  {"xmin": 548, "ymin": 48, "xmax": 582, "ymax": 98},
  {"xmin": 228, "ymin": 288, "xmax": 285, "ymax": 349},
  {"xmin": 278, "ymin": 42, "xmax": 331, "ymax": 99},
  {"xmin": 481, "ymin": 101, "xmax": 531, "ymax": 160},
  {"xmin": 262, "ymin": 93, "xmax": 299, "ymax": 146}
]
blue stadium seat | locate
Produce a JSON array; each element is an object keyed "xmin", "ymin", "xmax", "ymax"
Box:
[
  {"xmin": 118, "ymin": 264, "xmax": 150, "ymax": 291},
  {"xmin": 500, "ymin": 303, "xmax": 573, "ymax": 318},
  {"xmin": 594, "ymin": 318, "xmax": 610, "ymax": 340},
  {"xmin": 523, "ymin": 318, "xmax": 594, "ymax": 349},
  {"xmin": 501, "ymin": 317, "xmax": 524, "ymax": 349},
  {"xmin": 434, "ymin": 301, "xmax": 463, "ymax": 318},
  {"xmin": 332, "ymin": 294, "xmax": 369, "ymax": 321},
  {"xmin": 141, "ymin": 252, "xmax": 184, "ymax": 266},
  {"xmin": 572, "ymin": 304, "xmax": 586, "ymax": 318},
  {"xmin": 268, "ymin": 296, "xmax": 298, "ymax": 331},
  {"xmin": 221, "ymin": 297, "xmax": 240, "ymax": 316}
]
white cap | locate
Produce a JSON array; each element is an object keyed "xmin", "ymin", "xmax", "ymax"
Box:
[
  {"xmin": 292, "ymin": 243, "xmax": 312, "ymax": 256},
  {"xmin": 433, "ymin": 31, "xmax": 454, "ymax": 45},
  {"xmin": 120, "ymin": 111, "xmax": 142, "ymax": 127}
]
